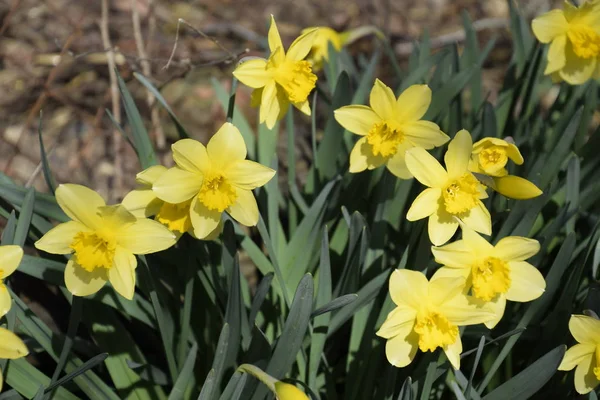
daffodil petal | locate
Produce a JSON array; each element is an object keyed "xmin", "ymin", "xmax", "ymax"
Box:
[
  {"xmin": 560, "ymin": 41, "xmax": 597, "ymax": 85},
  {"xmin": 443, "ymin": 335, "xmax": 462, "ymax": 370},
  {"xmin": 429, "ymin": 276, "xmax": 467, "ymax": 305},
  {"xmin": 189, "ymin": 197, "xmax": 221, "ymax": 239},
  {"xmin": 334, "ymin": 105, "xmax": 380, "ymax": 136},
  {"xmin": 0, "ymin": 328, "xmax": 28, "ymax": 359},
  {"xmin": 0, "ymin": 285, "xmax": 12, "ymax": 318},
  {"xmin": 559, "ymin": 343, "xmax": 595, "ymax": 371},
  {"xmin": 574, "ymin": 353, "xmax": 598, "ymax": 394},
  {"xmin": 429, "ymin": 210, "xmax": 459, "ymax": 246},
  {"xmin": 116, "ymin": 219, "xmax": 176, "ymax": 254},
  {"xmin": 232, "ymin": 58, "xmax": 269, "ymax": 88},
  {"xmin": 268, "ymin": 15, "xmax": 283, "ymax": 53},
  {"xmin": 461, "ymin": 225, "xmax": 494, "ymax": 254},
  {"xmin": 349, "ymin": 137, "xmax": 386, "ymax": 173},
  {"xmin": 431, "ymin": 240, "xmax": 476, "ymax": 269},
  {"xmin": 494, "ymin": 236, "xmax": 540, "ymax": 261},
  {"xmin": 261, "ymin": 80, "xmax": 280, "ymax": 130},
  {"xmin": 287, "ymin": 28, "xmax": 318, "ymax": 61},
  {"xmin": 136, "ymin": 165, "xmax": 167, "ymax": 186},
  {"xmin": 56, "ymin": 184, "xmax": 104, "ymax": 229},
  {"xmin": 406, "ymin": 188, "xmax": 441, "ymax": 221},
  {"xmin": 386, "ymin": 143, "xmax": 414, "ymax": 179},
  {"xmin": 403, "ymin": 121, "xmax": 449, "ymax": 149},
  {"xmin": 153, "ymin": 167, "xmax": 202, "ymax": 204},
  {"xmin": 396, "ymin": 84, "xmax": 432, "ymax": 122},
  {"xmin": 227, "ymin": 160, "xmax": 276, "ymax": 190},
  {"xmin": 385, "ymin": 329, "xmax": 419, "ymax": 368},
  {"xmin": 64, "ymin": 259, "xmax": 108, "ymax": 297},
  {"xmin": 493, "ymin": 175, "xmax": 543, "ymax": 200},
  {"xmin": 376, "ymin": 305, "xmax": 416, "ymax": 339},
  {"xmin": 370, "ymin": 79, "xmax": 396, "ymax": 120},
  {"xmin": 506, "ymin": 143, "xmax": 524, "ymax": 164},
  {"xmin": 121, "ymin": 189, "xmax": 162, "ymax": 218},
  {"xmin": 531, "ymin": 9, "xmax": 568, "ymax": 43},
  {"xmin": 108, "ymin": 247, "xmax": 137, "ymax": 300},
  {"xmin": 35, "ymin": 221, "xmax": 87, "ymax": 255},
  {"xmin": 405, "ymin": 147, "xmax": 448, "ymax": 188},
  {"xmin": 294, "ymin": 99, "xmax": 311, "ymax": 116},
  {"xmin": 389, "ymin": 269, "xmax": 428, "ymax": 309},
  {"xmin": 444, "ymin": 129, "xmax": 472, "ymax": 178},
  {"xmin": 569, "ymin": 315, "xmax": 600, "ymax": 345},
  {"xmin": 460, "ymin": 201, "xmax": 492, "ymax": 236},
  {"xmin": 207, "ymin": 123, "xmax": 247, "ymax": 170},
  {"xmin": 227, "ymin": 189, "xmax": 259, "ymax": 227},
  {"xmin": 0, "ymin": 245, "xmax": 23, "ymax": 278},
  {"xmin": 430, "ymin": 266, "xmax": 470, "ymax": 281},
  {"xmin": 442, "ymin": 294, "xmax": 495, "ymax": 326},
  {"xmin": 483, "ymin": 295, "xmax": 506, "ymax": 329}
]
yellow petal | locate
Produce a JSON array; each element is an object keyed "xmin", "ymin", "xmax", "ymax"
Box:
[
  {"xmin": 396, "ymin": 84, "xmax": 432, "ymax": 122},
  {"xmin": 227, "ymin": 160, "xmax": 276, "ymax": 190},
  {"xmin": 385, "ymin": 329, "xmax": 419, "ymax": 368},
  {"xmin": 260, "ymin": 80, "xmax": 281, "ymax": 130},
  {"xmin": 506, "ymin": 143, "xmax": 524, "ymax": 165},
  {"xmin": 294, "ymin": 99, "xmax": 311, "ymax": 116},
  {"xmin": 569, "ymin": 315, "xmax": 600, "ymax": 345},
  {"xmin": 190, "ymin": 197, "xmax": 221, "ymax": 239},
  {"xmin": 227, "ymin": 189, "xmax": 259, "ymax": 227},
  {"xmin": 207, "ymin": 122, "xmax": 247, "ymax": 170},
  {"xmin": 443, "ymin": 335, "xmax": 462, "ymax": 370},
  {"xmin": 0, "ymin": 328, "xmax": 28, "ymax": 359},
  {"xmin": 431, "ymin": 240, "xmax": 476, "ymax": 269},
  {"xmin": 0, "ymin": 245, "xmax": 23, "ymax": 278},
  {"xmin": 559, "ymin": 42, "xmax": 597, "ymax": 85},
  {"xmin": 121, "ymin": 189, "xmax": 162, "ymax": 218},
  {"xmin": 274, "ymin": 381, "xmax": 310, "ymax": 400},
  {"xmin": 98, "ymin": 205, "xmax": 137, "ymax": 232},
  {"xmin": 370, "ymin": 79, "xmax": 396, "ymax": 121},
  {"xmin": 35, "ymin": 221, "xmax": 88, "ymax": 255},
  {"xmin": 430, "ymin": 266, "xmax": 470, "ymax": 281},
  {"xmin": 287, "ymin": 28, "xmax": 318, "ymax": 62},
  {"xmin": 376, "ymin": 305, "xmax": 417, "ymax": 339},
  {"xmin": 429, "ymin": 276, "xmax": 467, "ymax": 305},
  {"xmin": 559, "ymin": 343, "xmax": 595, "ymax": 371},
  {"xmin": 545, "ymin": 34, "xmax": 567, "ymax": 74},
  {"xmin": 405, "ymin": 147, "xmax": 448, "ymax": 188},
  {"xmin": 428, "ymin": 209, "xmax": 459, "ymax": 246},
  {"xmin": 460, "ymin": 201, "xmax": 492, "ymax": 236},
  {"xmin": 153, "ymin": 167, "xmax": 202, "ymax": 204},
  {"xmin": 349, "ymin": 137, "xmax": 386, "ymax": 173},
  {"xmin": 505, "ymin": 261, "xmax": 546, "ymax": 302},
  {"xmin": 442, "ymin": 293, "xmax": 495, "ymax": 326},
  {"xmin": 406, "ymin": 188, "xmax": 441, "ymax": 221},
  {"xmin": 108, "ymin": 247, "xmax": 137, "ymax": 300},
  {"xmin": 116, "ymin": 219, "xmax": 176, "ymax": 255},
  {"xmin": 493, "ymin": 175, "xmax": 542, "ymax": 199},
  {"xmin": 172, "ymin": 139, "xmax": 209, "ymax": 174},
  {"xmin": 389, "ymin": 269, "xmax": 428, "ymax": 309},
  {"xmin": 402, "ymin": 121, "xmax": 449, "ymax": 149},
  {"xmin": 460, "ymin": 225, "xmax": 494, "ymax": 254},
  {"xmin": 334, "ymin": 105, "xmax": 381, "ymax": 136},
  {"xmin": 444, "ymin": 130, "xmax": 472, "ymax": 178},
  {"xmin": 483, "ymin": 294, "xmax": 506, "ymax": 329},
  {"xmin": 232, "ymin": 58, "xmax": 270, "ymax": 88},
  {"xmin": 0, "ymin": 285, "xmax": 12, "ymax": 317},
  {"xmin": 386, "ymin": 144, "xmax": 414, "ymax": 179},
  {"xmin": 494, "ymin": 236, "xmax": 540, "ymax": 261},
  {"xmin": 56, "ymin": 184, "xmax": 104, "ymax": 229},
  {"xmin": 136, "ymin": 165, "xmax": 167, "ymax": 186},
  {"xmin": 574, "ymin": 353, "xmax": 599, "ymax": 394},
  {"xmin": 64, "ymin": 259, "xmax": 108, "ymax": 297},
  {"xmin": 268, "ymin": 15, "xmax": 283, "ymax": 53},
  {"xmin": 531, "ymin": 9, "xmax": 568, "ymax": 43}
]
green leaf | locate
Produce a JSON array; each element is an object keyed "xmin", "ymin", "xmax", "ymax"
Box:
[
  {"xmin": 37, "ymin": 111, "xmax": 56, "ymax": 194},
  {"xmin": 5, "ymin": 359, "xmax": 80, "ymax": 400},
  {"xmin": 311, "ymin": 294, "xmax": 358, "ymax": 318},
  {"xmin": 45, "ymin": 354, "xmax": 109, "ymax": 394},
  {"xmin": 168, "ymin": 343, "xmax": 198, "ymax": 400},
  {"xmin": 197, "ymin": 369, "xmax": 216, "ymax": 400},
  {"xmin": 0, "ymin": 178, "xmax": 66, "ymax": 222},
  {"xmin": 397, "ymin": 377, "xmax": 413, "ymax": 400},
  {"xmin": 13, "ymin": 187, "xmax": 34, "ymax": 247},
  {"xmin": 248, "ymin": 273, "xmax": 274, "ymax": 328}
]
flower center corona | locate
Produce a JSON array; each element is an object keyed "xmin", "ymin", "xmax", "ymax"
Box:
[
  {"xmin": 367, "ymin": 122, "xmax": 404, "ymax": 157},
  {"xmin": 414, "ymin": 310, "xmax": 458, "ymax": 352},
  {"xmin": 274, "ymin": 60, "xmax": 317, "ymax": 103},
  {"xmin": 478, "ymin": 146, "xmax": 508, "ymax": 175},
  {"xmin": 471, "ymin": 257, "xmax": 511, "ymax": 301},
  {"xmin": 568, "ymin": 25, "xmax": 600, "ymax": 59},
  {"xmin": 198, "ymin": 173, "xmax": 237, "ymax": 212},
  {"xmin": 70, "ymin": 231, "xmax": 116, "ymax": 272},
  {"xmin": 156, "ymin": 199, "xmax": 193, "ymax": 234},
  {"xmin": 443, "ymin": 173, "xmax": 480, "ymax": 215}
]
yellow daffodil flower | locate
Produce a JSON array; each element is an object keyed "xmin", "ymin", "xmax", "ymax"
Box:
[
  {"xmin": 334, "ymin": 80, "xmax": 449, "ymax": 178},
  {"xmin": 558, "ymin": 314, "xmax": 600, "ymax": 394},
  {"xmin": 0, "ymin": 245, "xmax": 22, "ymax": 317},
  {"xmin": 152, "ymin": 123, "xmax": 275, "ymax": 239},
  {"xmin": 431, "ymin": 226, "xmax": 545, "ymax": 328},
  {"xmin": 469, "ymin": 137, "xmax": 542, "ymax": 200},
  {"xmin": 35, "ymin": 184, "xmax": 176, "ymax": 299},
  {"xmin": 237, "ymin": 363, "xmax": 309, "ymax": 399},
  {"xmin": 233, "ymin": 16, "xmax": 318, "ymax": 129},
  {"xmin": 376, "ymin": 269, "xmax": 494, "ymax": 370},
  {"xmin": 405, "ymin": 129, "xmax": 491, "ymax": 246},
  {"xmin": 532, "ymin": 0, "xmax": 600, "ymax": 85},
  {"xmin": 0, "ymin": 327, "xmax": 28, "ymax": 391}
]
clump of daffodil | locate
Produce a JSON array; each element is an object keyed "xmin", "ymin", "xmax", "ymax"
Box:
[
  {"xmin": 0, "ymin": 327, "xmax": 28, "ymax": 391},
  {"xmin": 405, "ymin": 129, "xmax": 491, "ymax": 246},
  {"xmin": 122, "ymin": 165, "xmax": 222, "ymax": 240},
  {"xmin": 334, "ymin": 80, "xmax": 449, "ymax": 178},
  {"xmin": 532, "ymin": 0, "xmax": 600, "ymax": 84},
  {"xmin": 469, "ymin": 137, "xmax": 542, "ymax": 200},
  {"xmin": 376, "ymin": 269, "xmax": 493, "ymax": 370},
  {"xmin": 0, "ymin": 245, "xmax": 23, "ymax": 317},
  {"xmin": 558, "ymin": 314, "xmax": 600, "ymax": 394},
  {"xmin": 35, "ymin": 184, "xmax": 176, "ymax": 299},
  {"xmin": 153, "ymin": 123, "xmax": 275, "ymax": 239},
  {"xmin": 432, "ymin": 226, "xmax": 546, "ymax": 328},
  {"xmin": 233, "ymin": 16, "xmax": 318, "ymax": 129},
  {"xmin": 237, "ymin": 363, "xmax": 309, "ymax": 399}
]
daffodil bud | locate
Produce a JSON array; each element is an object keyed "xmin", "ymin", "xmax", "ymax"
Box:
[{"xmin": 274, "ymin": 381, "xmax": 310, "ymax": 400}]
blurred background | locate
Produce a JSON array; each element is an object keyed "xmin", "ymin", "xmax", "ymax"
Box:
[{"xmin": 0, "ymin": 0, "xmax": 558, "ymax": 204}]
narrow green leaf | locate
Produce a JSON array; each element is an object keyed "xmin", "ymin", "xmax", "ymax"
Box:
[
  {"xmin": 168, "ymin": 343, "xmax": 198, "ymax": 400},
  {"xmin": 248, "ymin": 273, "xmax": 274, "ymax": 328},
  {"xmin": 37, "ymin": 111, "xmax": 56, "ymax": 194},
  {"xmin": 5, "ymin": 359, "xmax": 79, "ymax": 400},
  {"xmin": 311, "ymin": 294, "xmax": 358, "ymax": 318},
  {"xmin": 197, "ymin": 369, "xmax": 216, "ymax": 400},
  {"xmin": 45, "ymin": 354, "xmax": 109, "ymax": 394},
  {"xmin": 13, "ymin": 188, "xmax": 34, "ymax": 247},
  {"xmin": 466, "ymin": 336, "xmax": 486, "ymax": 400},
  {"xmin": 397, "ymin": 377, "xmax": 413, "ymax": 400}
]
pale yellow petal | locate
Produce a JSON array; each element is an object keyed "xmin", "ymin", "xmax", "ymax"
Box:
[
  {"xmin": 207, "ymin": 123, "xmax": 247, "ymax": 171},
  {"xmin": 559, "ymin": 42, "xmax": 597, "ymax": 85},
  {"xmin": 430, "ymin": 266, "xmax": 470, "ymax": 280},
  {"xmin": 227, "ymin": 189, "xmax": 259, "ymax": 227},
  {"xmin": 172, "ymin": 138, "xmax": 209, "ymax": 174},
  {"xmin": 493, "ymin": 175, "xmax": 543, "ymax": 200},
  {"xmin": 396, "ymin": 84, "xmax": 432, "ymax": 122},
  {"xmin": 56, "ymin": 184, "xmax": 104, "ymax": 229},
  {"xmin": 460, "ymin": 201, "xmax": 492, "ymax": 236},
  {"xmin": 0, "ymin": 285, "xmax": 12, "ymax": 317},
  {"xmin": 136, "ymin": 165, "xmax": 167, "ymax": 186},
  {"xmin": 294, "ymin": 99, "xmax": 311, "ymax": 116},
  {"xmin": 406, "ymin": 188, "xmax": 441, "ymax": 221},
  {"xmin": 494, "ymin": 236, "xmax": 540, "ymax": 261},
  {"xmin": 349, "ymin": 137, "xmax": 386, "ymax": 173},
  {"xmin": 402, "ymin": 121, "xmax": 449, "ymax": 149},
  {"xmin": 405, "ymin": 147, "xmax": 448, "ymax": 188},
  {"xmin": 442, "ymin": 294, "xmax": 495, "ymax": 326},
  {"xmin": 287, "ymin": 28, "xmax": 318, "ymax": 61},
  {"xmin": 116, "ymin": 219, "xmax": 176, "ymax": 255},
  {"xmin": 121, "ymin": 189, "xmax": 162, "ymax": 218},
  {"xmin": 108, "ymin": 247, "xmax": 137, "ymax": 300},
  {"xmin": 389, "ymin": 269, "xmax": 428, "ymax": 309},
  {"xmin": 227, "ymin": 160, "xmax": 276, "ymax": 190},
  {"xmin": 483, "ymin": 294, "xmax": 506, "ymax": 329},
  {"xmin": 569, "ymin": 315, "xmax": 600, "ymax": 345},
  {"xmin": 531, "ymin": 9, "xmax": 568, "ymax": 43},
  {"xmin": 376, "ymin": 305, "xmax": 417, "ymax": 339},
  {"xmin": 443, "ymin": 335, "xmax": 462, "ymax": 370},
  {"xmin": 64, "ymin": 259, "xmax": 108, "ymax": 297},
  {"xmin": 461, "ymin": 225, "xmax": 494, "ymax": 255},
  {"xmin": 98, "ymin": 205, "xmax": 137, "ymax": 233},
  {"xmin": 268, "ymin": 15, "xmax": 284, "ymax": 53},
  {"xmin": 0, "ymin": 328, "xmax": 28, "ymax": 359},
  {"xmin": 386, "ymin": 143, "xmax": 414, "ymax": 179},
  {"xmin": 431, "ymin": 240, "xmax": 476, "ymax": 269},
  {"xmin": 232, "ymin": 58, "xmax": 270, "ymax": 88},
  {"xmin": 429, "ymin": 276, "xmax": 467, "ymax": 305},
  {"xmin": 545, "ymin": 34, "xmax": 567, "ymax": 74},
  {"xmin": 275, "ymin": 382, "xmax": 310, "ymax": 400},
  {"xmin": 260, "ymin": 80, "xmax": 280, "ymax": 130},
  {"xmin": 370, "ymin": 79, "xmax": 396, "ymax": 120},
  {"xmin": 153, "ymin": 167, "xmax": 202, "ymax": 204},
  {"xmin": 0, "ymin": 245, "xmax": 23, "ymax": 278},
  {"xmin": 444, "ymin": 130, "xmax": 472, "ymax": 178},
  {"xmin": 385, "ymin": 328, "xmax": 419, "ymax": 368},
  {"xmin": 189, "ymin": 197, "xmax": 221, "ymax": 239},
  {"xmin": 574, "ymin": 353, "xmax": 599, "ymax": 394},
  {"xmin": 334, "ymin": 105, "xmax": 380, "ymax": 136},
  {"xmin": 559, "ymin": 343, "xmax": 595, "ymax": 371},
  {"xmin": 506, "ymin": 143, "xmax": 524, "ymax": 165},
  {"xmin": 429, "ymin": 209, "xmax": 459, "ymax": 246},
  {"xmin": 35, "ymin": 221, "xmax": 88, "ymax": 255}
]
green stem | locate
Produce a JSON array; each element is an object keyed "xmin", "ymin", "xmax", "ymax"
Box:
[
  {"xmin": 227, "ymin": 78, "xmax": 239, "ymax": 122},
  {"xmin": 177, "ymin": 246, "xmax": 195, "ymax": 371}
]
